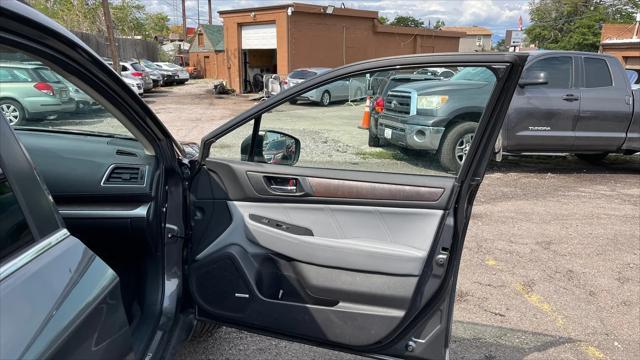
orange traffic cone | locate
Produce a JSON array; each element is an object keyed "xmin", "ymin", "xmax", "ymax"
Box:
[{"xmin": 359, "ymin": 96, "xmax": 371, "ymax": 129}]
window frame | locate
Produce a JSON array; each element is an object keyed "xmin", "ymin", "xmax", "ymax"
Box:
[
  {"xmin": 582, "ymin": 56, "xmax": 614, "ymax": 89},
  {"xmin": 0, "ymin": 118, "xmax": 65, "ymax": 272}
]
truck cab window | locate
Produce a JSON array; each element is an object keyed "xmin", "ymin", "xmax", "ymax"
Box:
[
  {"xmin": 524, "ymin": 56, "xmax": 573, "ymax": 89},
  {"xmin": 584, "ymin": 57, "xmax": 612, "ymax": 88}
]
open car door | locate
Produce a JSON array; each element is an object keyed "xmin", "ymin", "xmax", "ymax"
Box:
[{"xmin": 187, "ymin": 54, "xmax": 526, "ymax": 359}]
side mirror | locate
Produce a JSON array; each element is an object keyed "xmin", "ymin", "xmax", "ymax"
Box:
[
  {"xmin": 518, "ymin": 70, "xmax": 548, "ymax": 87},
  {"xmin": 241, "ymin": 130, "xmax": 301, "ymax": 166}
]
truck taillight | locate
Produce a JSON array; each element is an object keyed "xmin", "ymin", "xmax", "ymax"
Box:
[
  {"xmin": 374, "ymin": 97, "xmax": 384, "ymax": 113},
  {"xmin": 131, "ymin": 72, "xmax": 143, "ymax": 77},
  {"xmin": 34, "ymin": 82, "xmax": 55, "ymax": 96}
]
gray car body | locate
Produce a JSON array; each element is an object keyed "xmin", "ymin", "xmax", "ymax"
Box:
[{"xmin": 375, "ymin": 51, "xmax": 640, "ymax": 154}]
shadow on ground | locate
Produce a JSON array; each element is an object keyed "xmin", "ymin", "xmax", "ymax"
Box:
[{"xmin": 177, "ymin": 321, "xmax": 575, "ymax": 360}]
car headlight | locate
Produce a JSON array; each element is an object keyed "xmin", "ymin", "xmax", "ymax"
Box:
[{"xmin": 417, "ymin": 95, "xmax": 448, "ymax": 109}]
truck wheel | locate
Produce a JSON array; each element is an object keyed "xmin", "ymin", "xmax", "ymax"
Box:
[
  {"xmin": 438, "ymin": 122, "xmax": 478, "ymax": 173},
  {"xmin": 0, "ymin": 99, "xmax": 26, "ymax": 126},
  {"xmin": 575, "ymin": 153, "xmax": 609, "ymax": 163}
]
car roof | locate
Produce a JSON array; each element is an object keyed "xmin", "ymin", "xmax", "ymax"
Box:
[
  {"xmin": 0, "ymin": 61, "xmax": 43, "ymax": 69},
  {"xmin": 291, "ymin": 67, "xmax": 332, "ymax": 73},
  {"xmin": 519, "ymin": 50, "xmax": 617, "ymax": 61}
]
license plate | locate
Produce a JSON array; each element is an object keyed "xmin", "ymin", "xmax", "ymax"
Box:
[{"xmin": 384, "ymin": 128, "xmax": 392, "ymax": 139}]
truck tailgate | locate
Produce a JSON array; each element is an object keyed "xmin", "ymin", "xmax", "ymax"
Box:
[{"xmin": 621, "ymin": 88, "xmax": 640, "ymax": 152}]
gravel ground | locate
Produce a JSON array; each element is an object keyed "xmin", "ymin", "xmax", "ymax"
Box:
[{"xmin": 140, "ymin": 82, "xmax": 639, "ymax": 360}]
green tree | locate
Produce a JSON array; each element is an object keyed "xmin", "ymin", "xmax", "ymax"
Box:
[
  {"xmin": 389, "ymin": 15, "xmax": 425, "ymax": 28},
  {"xmin": 378, "ymin": 16, "xmax": 389, "ymax": 24},
  {"xmin": 29, "ymin": 0, "xmax": 103, "ymax": 33},
  {"xmin": 493, "ymin": 39, "xmax": 508, "ymax": 51},
  {"xmin": 433, "ymin": 19, "xmax": 446, "ymax": 30},
  {"xmin": 111, "ymin": 0, "xmax": 146, "ymax": 38},
  {"xmin": 525, "ymin": 0, "xmax": 638, "ymax": 52},
  {"xmin": 145, "ymin": 12, "xmax": 170, "ymax": 37}
]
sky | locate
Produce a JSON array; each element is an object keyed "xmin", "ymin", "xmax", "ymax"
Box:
[{"xmin": 141, "ymin": 0, "xmax": 531, "ymax": 42}]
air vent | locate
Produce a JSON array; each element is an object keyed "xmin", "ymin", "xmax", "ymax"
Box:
[
  {"xmin": 102, "ymin": 165, "xmax": 146, "ymax": 186},
  {"xmin": 115, "ymin": 149, "xmax": 138, "ymax": 157}
]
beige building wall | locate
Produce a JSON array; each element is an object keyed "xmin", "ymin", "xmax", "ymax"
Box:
[{"xmin": 458, "ymin": 35, "xmax": 492, "ymax": 52}]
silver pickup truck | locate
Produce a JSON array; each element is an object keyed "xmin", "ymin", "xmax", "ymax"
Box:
[{"xmin": 371, "ymin": 51, "xmax": 640, "ymax": 172}]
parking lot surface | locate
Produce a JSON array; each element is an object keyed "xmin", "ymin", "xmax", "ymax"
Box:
[{"xmin": 57, "ymin": 81, "xmax": 639, "ymax": 360}]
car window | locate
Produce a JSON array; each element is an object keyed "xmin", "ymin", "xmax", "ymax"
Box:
[
  {"xmin": 289, "ymin": 70, "xmax": 318, "ymax": 79},
  {"xmin": 210, "ymin": 66, "xmax": 498, "ymax": 175},
  {"xmin": 121, "ymin": 64, "xmax": 129, "ymax": 72},
  {"xmin": 0, "ymin": 167, "xmax": 35, "ymax": 262},
  {"xmin": 1, "ymin": 50, "xmax": 134, "ymax": 138},
  {"xmin": 524, "ymin": 56, "xmax": 573, "ymax": 89},
  {"xmin": 0, "ymin": 68, "xmax": 33, "ymax": 82},
  {"xmin": 131, "ymin": 63, "xmax": 145, "ymax": 71},
  {"xmin": 33, "ymin": 67, "xmax": 62, "ymax": 83},
  {"xmin": 584, "ymin": 57, "xmax": 612, "ymax": 88},
  {"xmin": 450, "ymin": 67, "xmax": 496, "ymax": 82}
]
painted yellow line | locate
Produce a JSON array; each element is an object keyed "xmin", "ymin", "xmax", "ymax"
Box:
[
  {"xmin": 484, "ymin": 257, "xmax": 497, "ymax": 267},
  {"xmin": 513, "ymin": 282, "xmax": 565, "ymax": 327},
  {"xmin": 481, "ymin": 260, "xmax": 608, "ymax": 359},
  {"xmin": 582, "ymin": 344, "xmax": 606, "ymax": 359}
]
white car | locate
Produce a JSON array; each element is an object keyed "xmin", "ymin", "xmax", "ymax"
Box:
[
  {"xmin": 122, "ymin": 76, "xmax": 143, "ymax": 96},
  {"xmin": 155, "ymin": 62, "xmax": 189, "ymax": 84}
]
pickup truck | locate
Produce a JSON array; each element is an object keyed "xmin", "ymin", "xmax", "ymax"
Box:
[{"xmin": 371, "ymin": 51, "xmax": 640, "ymax": 172}]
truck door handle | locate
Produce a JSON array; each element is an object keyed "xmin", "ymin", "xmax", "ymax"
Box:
[
  {"xmin": 268, "ymin": 185, "xmax": 297, "ymax": 193},
  {"xmin": 561, "ymin": 94, "xmax": 580, "ymax": 102}
]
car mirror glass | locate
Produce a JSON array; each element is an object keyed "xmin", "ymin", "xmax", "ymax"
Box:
[{"xmin": 241, "ymin": 130, "xmax": 300, "ymax": 166}]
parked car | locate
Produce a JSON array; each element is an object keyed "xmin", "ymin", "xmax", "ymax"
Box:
[
  {"xmin": 286, "ymin": 68, "xmax": 366, "ymax": 106},
  {"xmin": 155, "ymin": 62, "xmax": 190, "ymax": 84},
  {"xmin": 1, "ymin": 2, "xmax": 534, "ymax": 360},
  {"xmin": 412, "ymin": 67, "xmax": 457, "ymax": 79},
  {"xmin": 371, "ymin": 51, "xmax": 640, "ymax": 172},
  {"xmin": 283, "ymin": 67, "xmax": 331, "ymax": 89},
  {"xmin": 121, "ymin": 75, "xmax": 144, "ymax": 96},
  {"xmin": 0, "ymin": 62, "xmax": 75, "ymax": 125},
  {"xmin": 55, "ymin": 75, "xmax": 101, "ymax": 112},
  {"xmin": 141, "ymin": 60, "xmax": 178, "ymax": 86},
  {"xmin": 108, "ymin": 60, "xmax": 154, "ymax": 92}
]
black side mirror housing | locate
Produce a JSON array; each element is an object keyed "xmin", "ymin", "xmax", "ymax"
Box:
[
  {"xmin": 241, "ymin": 130, "xmax": 301, "ymax": 166},
  {"xmin": 518, "ymin": 70, "xmax": 549, "ymax": 88}
]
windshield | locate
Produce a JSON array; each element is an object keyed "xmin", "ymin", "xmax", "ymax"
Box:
[
  {"xmin": 450, "ymin": 67, "xmax": 495, "ymax": 82},
  {"xmin": 289, "ymin": 70, "xmax": 318, "ymax": 80},
  {"xmin": 34, "ymin": 67, "xmax": 62, "ymax": 83}
]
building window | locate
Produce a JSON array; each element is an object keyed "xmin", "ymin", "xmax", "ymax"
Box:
[
  {"xmin": 476, "ymin": 36, "xmax": 482, "ymax": 46},
  {"xmin": 198, "ymin": 33, "xmax": 204, "ymax": 47}
]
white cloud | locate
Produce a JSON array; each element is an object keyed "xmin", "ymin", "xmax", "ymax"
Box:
[{"xmin": 140, "ymin": 0, "xmax": 530, "ymax": 39}]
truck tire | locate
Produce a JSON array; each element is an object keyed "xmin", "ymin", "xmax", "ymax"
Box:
[
  {"xmin": 368, "ymin": 128, "xmax": 386, "ymax": 147},
  {"xmin": 438, "ymin": 122, "xmax": 478, "ymax": 173},
  {"xmin": 575, "ymin": 153, "xmax": 609, "ymax": 163}
]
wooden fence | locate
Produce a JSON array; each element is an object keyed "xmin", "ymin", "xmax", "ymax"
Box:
[{"xmin": 72, "ymin": 31, "xmax": 159, "ymax": 61}]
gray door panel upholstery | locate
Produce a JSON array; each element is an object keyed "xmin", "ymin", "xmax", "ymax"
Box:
[{"xmin": 234, "ymin": 202, "xmax": 443, "ymax": 275}]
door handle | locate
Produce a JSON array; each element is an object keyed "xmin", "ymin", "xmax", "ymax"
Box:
[
  {"xmin": 561, "ymin": 94, "xmax": 580, "ymax": 102},
  {"xmin": 268, "ymin": 185, "xmax": 297, "ymax": 193},
  {"xmin": 264, "ymin": 176, "xmax": 301, "ymax": 194}
]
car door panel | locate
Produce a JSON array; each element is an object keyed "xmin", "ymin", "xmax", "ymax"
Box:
[
  {"xmin": 0, "ymin": 116, "xmax": 134, "ymax": 360},
  {"xmin": 188, "ymin": 55, "xmax": 526, "ymax": 359}
]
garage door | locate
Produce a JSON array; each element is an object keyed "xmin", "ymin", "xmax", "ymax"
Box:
[{"xmin": 241, "ymin": 24, "xmax": 277, "ymax": 49}]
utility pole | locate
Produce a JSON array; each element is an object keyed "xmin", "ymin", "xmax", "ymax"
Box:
[
  {"xmin": 208, "ymin": 0, "xmax": 212, "ymax": 24},
  {"xmin": 181, "ymin": 0, "xmax": 187, "ymax": 41},
  {"xmin": 101, "ymin": 0, "xmax": 120, "ymax": 74}
]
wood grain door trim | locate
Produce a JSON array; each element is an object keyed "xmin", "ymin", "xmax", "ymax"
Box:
[{"xmin": 307, "ymin": 177, "xmax": 444, "ymax": 202}]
